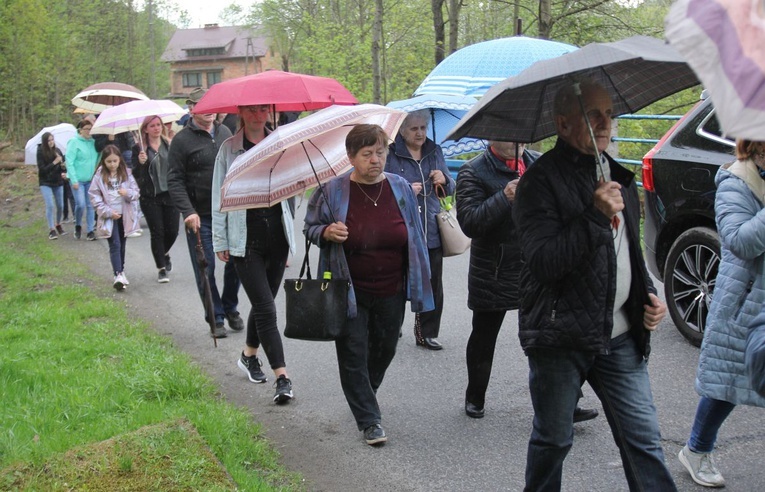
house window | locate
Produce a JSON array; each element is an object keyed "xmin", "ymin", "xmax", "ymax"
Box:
[
  {"xmin": 182, "ymin": 72, "xmax": 202, "ymax": 88},
  {"xmin": 187, "ymin": 47, "xmax": 225, "ymax": 57},
  {"xmin": 207, "ymin": 71, "xmax": 222, "ymax": 86}
]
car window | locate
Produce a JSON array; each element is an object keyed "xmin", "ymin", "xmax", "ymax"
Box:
[{"xmin": 697, "ymin": 109, "xmax": 735, "ymax": 151}]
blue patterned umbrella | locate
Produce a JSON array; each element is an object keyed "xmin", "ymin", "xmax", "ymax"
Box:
[
  {"xmin": 386, "ymin": 94, "xmax": 486, "ymax": 158},
  {"xmin": 414, "ymin": 36, "xmax": 577, "ymax": 98}
]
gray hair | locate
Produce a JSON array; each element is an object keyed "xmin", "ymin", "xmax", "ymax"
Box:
[
  {"xmin": 553, "ymin": 78, "xmax": 605, "ymax": 117},
  {"xmin": 402, "ymin": 109, "xmax": 430, "ymax": 128}
]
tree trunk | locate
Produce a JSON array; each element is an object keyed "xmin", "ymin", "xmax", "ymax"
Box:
[
  {"xmin": 539, "ymin": 0, "xmax": 552, "ymax": 39},
  {"xmin": 431, "ymin": 0, "xmax": 446, "ymax": 65},
  {"xmin": 447, "ymin": 0, "xmax": 461, "ymax": 54},
  {"xmin": 372, "ymin": 0, "xmax": 383, "ymax": 103}
]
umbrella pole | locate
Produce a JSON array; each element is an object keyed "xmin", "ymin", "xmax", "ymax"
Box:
[
  {"xmin": 573, "ymin": 82, "xmax": 606, "ymax": 179},
  {"xmin": 430, "ymin": 109, "xmax": 437, "ymax": 142}
]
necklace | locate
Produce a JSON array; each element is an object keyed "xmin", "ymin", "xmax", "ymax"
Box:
[{"xmin": 355, "ymin": 180, "xmax": 384, "ymax": 206}]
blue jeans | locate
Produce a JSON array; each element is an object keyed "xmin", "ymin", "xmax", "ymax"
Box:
[
  {"xmin": 107, "ymin": 218, "xmax": 127, "ymax": 275},
  {"xmin": 73, "ymin": 180, "xmax": 95, "ymax": 233},
  {"xmin": 40, "ymin": 185, "xmax": 63, "ymax": 230},
  {"xmin": 525, "ymin": 333, "xmax": 676, "ymax": 492},
  {"xmin": 336, "ymin": 289, "xmax": 405, "ymax": 431},
  {"xmin": 184, "ymin": 215, "xmax": 239, "ymax": 324},
  {"xmin": 687, "ymin": 396, "xmax": 736, "ymax": 453}
]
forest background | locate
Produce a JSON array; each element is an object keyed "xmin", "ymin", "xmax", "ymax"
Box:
[{"xmin": 0, "ymin": 0, "xmax": 694, "ymax": 157}]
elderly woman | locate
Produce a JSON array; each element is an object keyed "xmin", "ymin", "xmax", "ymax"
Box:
[
  {"xmin": 305, "ymin": 124, "xmax": 434, "ymax": 446},
  {"xmin": 66, "ymin": 119, "xmax": 99, "ymax": 240},
  {"xmin": 213, "ymin": 104, "xmax": 296, "ymax": 404},
  {"xmin": 385, "ymin": 110, "xmax": 455, "ymax": 350}
]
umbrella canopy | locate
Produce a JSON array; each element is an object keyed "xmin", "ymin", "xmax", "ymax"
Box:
[
  {"xmin": 71, "ymin": 82, "xmax": 148, "ymax": 112},
  {"xmin": 91, "ymin": 99, "xmax": 187, "ymax": 136},
  {"xmin": 665, "ymin": 0, "xmax": 765, "ymax": 140},
  {"xmin": 447, "ymin": 36, "xmax": 700, "ymax": 143},
  {"xmin": 191, "ymin": 70, "xmax": 358, "ymax": 115},
  {"xmin": 386, "ymin": 94, "xmax": 486, "ymax": 157},
  {"xmin": 220, "ymin": 104, "xmax": 407, "ymax": 211},
  {"xmin": 414, "ymin": 36, "xmax": 577, "ymax": 98},
  {"xmin": 24, "ymin": 123, "xmax": 77, "ymax": 164}
]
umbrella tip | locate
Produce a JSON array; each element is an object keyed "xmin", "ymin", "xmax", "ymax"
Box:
[{"xmin": 516, "ymin": 18, "xmax": 522, "ymax": 36}]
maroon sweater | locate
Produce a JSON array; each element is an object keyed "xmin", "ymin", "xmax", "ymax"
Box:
[{"xmin": 344, "ymin": 180, "xmax": 408, "ymax": 296}]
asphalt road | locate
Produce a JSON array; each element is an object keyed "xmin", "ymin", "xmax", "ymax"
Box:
[{"xmin": 61, "ymin": 202, "xmax": 765, "ymax": 492}]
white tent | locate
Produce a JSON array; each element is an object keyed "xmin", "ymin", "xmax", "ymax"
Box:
[{"xmin": 24, "ymin": 123, "xmax": 77, "ymax": 165}]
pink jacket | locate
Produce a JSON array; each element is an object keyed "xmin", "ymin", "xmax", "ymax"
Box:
[{"xmin": 88, "ymin": 167, "xmax": 141, "ymax": 238}]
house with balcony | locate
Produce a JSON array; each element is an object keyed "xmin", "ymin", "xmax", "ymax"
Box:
[{"xmin": 161, "ymin": 24, "xmax": 279, "ymax": 98}]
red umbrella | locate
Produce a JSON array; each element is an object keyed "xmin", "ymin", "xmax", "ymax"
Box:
[
  {"xmin": 191, "ymin": 70, "xmax": 358, "ymax": 114},
  {"xmin": 72, "ymin": 82, "xmax": 148, "ymax": 113}
]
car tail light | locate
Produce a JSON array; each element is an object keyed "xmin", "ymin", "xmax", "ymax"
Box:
[{"xmin": 641, "ymin": 108, "xmax": 695, "ymax": 193}]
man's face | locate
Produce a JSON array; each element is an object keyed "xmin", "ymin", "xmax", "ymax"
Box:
[
  {"xmin": 556, "ymin": 85, "xmax": 613, "ymax": 155},
  {"xmin": 191, "ymin": 106, "xmax": 216, "ymax": 126},
  {"xmin": 490, "ymin": 141, "xmax": 525, "ymax": 160}
]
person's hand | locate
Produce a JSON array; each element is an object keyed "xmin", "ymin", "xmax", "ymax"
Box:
[
  {"xmin": 118, "ymin": 187, "xmax": 128, "ymax": 197},
  {"xmin": 504, "ymin": 178, "xmax": 520, "ymax": 202},
  {"xmin": 643, "ymin": 293, "xmax": 667, "ymax": 331},
  {"xmin": 138, "ymin": 151, "xmax": 148, "ymax": 165},
  {"xmin": 323, "ymin": 221, "xmax": 349, "ymax": 243},
  {"xmin": 112, "ymin": 212, "xmax": 122, "ymax": 220},
  {"xmin": 429, "ymin": 170, "xmax": 446, "ymax": 186},
  {"xmin": 53, "ymin": 155, "xmax": 62, "ymax": 165},
  {"xmin": 72, "ymin": 182, "xmax": 79, "ymax": 191},
  {"xmin": 411, "ymin": 182, "xmax": 423, "ymax": 195},
  {"xmin": 184, "ymin": 213, "xmax": 201, "ymax": 233},
  {"xmin": 593, "ymin": 179, "xmax": 624, "ymax": 219},
  {"xmin": 216, "ymin": 251, "xmax": 230, "ymax": 262},
  {"xmin": 108, "ymin": 135, "xmax": 115, "ymax": 141}
]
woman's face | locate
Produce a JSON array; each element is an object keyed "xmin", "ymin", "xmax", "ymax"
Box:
[
  {"xmin": 79, "ymin": 124, "xmax": 92, "ymax": 139},
  {"xmin": 400, "ymin": 117, "xmax": 428, "ymax": 150},
  {"xmin": 104, "ymin": 153, "xmax": 121, "ymax": 174},
  {"xmin": 350, "ymin": 142, "xmax": 387, "ymax": 182},
  {"xmin": 47, "ymin": 136, "xmax": 56, "ymax": 148},
  {"xmin": 239, "ymin": 105, "xmax": 271, "ymax": 129},
  {"xmin": 146, "ymin": 117, "xmax": 163, "ymax": 137}
]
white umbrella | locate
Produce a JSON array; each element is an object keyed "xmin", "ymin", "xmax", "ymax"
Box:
[
  {"xmin": 91, "ymin": 99, "xmax": 187, "ymax": 136},
  {"xmin": 220, "ymin": 104, "xmax": 407, "ymax": 211},
  {"xmin": 24, "ymin": 123, "xmax": 77, "ymax": 165}
]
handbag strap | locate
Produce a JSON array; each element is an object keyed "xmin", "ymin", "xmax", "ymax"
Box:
[{"xmin": 299, "ymin": 237, "xmax": 313, "ymax": 280}]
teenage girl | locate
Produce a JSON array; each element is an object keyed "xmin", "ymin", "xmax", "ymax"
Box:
[{"xmin": 88, "ymin": 145, "xmax": 141, "ymax": 290}]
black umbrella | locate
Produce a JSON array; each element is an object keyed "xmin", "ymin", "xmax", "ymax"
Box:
[
  {"xmin": 446, "ymin": 36, "xmax": 699, "ymax": 144},
  {"xmin": 194, "ymin": 229, "xmax": 218, "ymax": 348}
]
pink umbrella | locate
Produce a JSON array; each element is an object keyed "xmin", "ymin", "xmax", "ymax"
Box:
[
  {"xmin": 191, "ymin": 70, "xmax": 358, "ymax": 114},
  {"xmin": 220, "ymin": 104, "xmax": 406, "ymax": 211},
  {"xmin": 91, "ymin": 99, "xmax": 187, "ymax": 135},
  {"xmin": 666, "ymin": 0, "xmax": 765, "ymax": 139},
  {"xmin": 71, "ymin": 82, "xmax": 149, "ymax": 113}
]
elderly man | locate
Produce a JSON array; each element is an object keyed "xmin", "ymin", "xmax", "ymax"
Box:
[
  {"xmin": 167, "ymin": 88, "xmax": 244, "ymax": 338},
  {"xmin": 513, "ymin": 80, "xmax": 676, "ymax": 491}
]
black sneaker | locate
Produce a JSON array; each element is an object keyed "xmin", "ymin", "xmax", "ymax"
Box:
[
  {"xmin": 211, "ymin": 323, "xmax": 227, "ymax": 338},
  {"xmin": 273, "ymin": 375, "xmax": 293, "ymax": 404},
  {"xmin": 237, "ymin": 352, "xmax": 267, "ymax": 383},
  {"xmin": 363, "ymin": 424, "xmax": 387, "ymax": 446},
  {"xmin": 48, "ymin": 230, "xmax": 58, "ymax": 240},
  {"xmin": 164, "ymin": 255, "xmax": 172, "ymax": 272},
  {"xmin": 86, "ymin": 231, "xmax": 96, "ymax": 241},
  {"xmin": 74, "ymin": 225, "xmax": 82, "ymax": 240},
  {"xmin": 225, "ymin": 312, "xmax": 245, "ymax": 331},
  {"xmin": 55, "ymin": 225, "xmax": 68, "ymax": 236},
  {"xmin": 157, "ymin": 269, "xmax": 169, "ymax": 283}
]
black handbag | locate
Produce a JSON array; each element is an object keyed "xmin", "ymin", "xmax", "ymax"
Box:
[{"xmin": 283, "ymin": 238, "xmax": 350, "ymax": 341}]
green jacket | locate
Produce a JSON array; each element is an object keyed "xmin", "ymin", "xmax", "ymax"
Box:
[{"xmin": 65, "ymin": 134, "xmax": 98, "ymax": 185}]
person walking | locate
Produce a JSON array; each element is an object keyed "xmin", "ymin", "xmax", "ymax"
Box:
[
  {"xmin": 88, "ymin": 145, "xmax": 141, "ymax": 291},
  {"xmin": 36, "ymin": 132, "xmax": 67, "ymax": 240},
  {"xmin": 513, "ymin": 80, "xmax": 676, "ymax": 491},
  {"xmin": 132, "ymin": 115, "xmax": 180, "ymax": 284},
  {"xmin": 212, "ymin": 104, "xmax": 295, "ymax": 403},
  {"xmin": 385, "ymin": 110, "xmax": 454, "ymax": 350},
  {"xmin": 305, "ymin": 124, "xmax": 434, "ymax": 445},
  {"xmin": 677, "ymin": 139, "xmax": 765, "ymax": 488},
  {"xmin": 167, "ymin": 88, "xmax": 244, "ymax": 338},
  {"xmin": 66, "ymin": 119, "xmax": 99, "ymax": 241}
]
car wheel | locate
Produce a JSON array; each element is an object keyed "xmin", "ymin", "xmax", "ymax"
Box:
[{"xmin": 663, "ymin": 227, "xmax": 720, "ymax": 347}]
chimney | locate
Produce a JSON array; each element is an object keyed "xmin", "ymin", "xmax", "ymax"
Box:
[{"xmin": 204, "ymin": 23, "xmax": 219, "ymax": 29}]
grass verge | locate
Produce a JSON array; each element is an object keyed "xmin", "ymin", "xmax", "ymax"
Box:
[{"xmin": 0, "ymin": 168, "xmax": 302, "ymax": 490}]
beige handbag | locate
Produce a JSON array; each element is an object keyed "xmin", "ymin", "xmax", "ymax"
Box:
[{"xmin": 435, "ymin": 184, "xmax": 470, "ymax": 257}]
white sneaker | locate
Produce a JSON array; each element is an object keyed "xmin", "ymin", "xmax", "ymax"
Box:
[
  {"xmin": 678, "ymin": 444, "xmax": 725, "ymax": 488},
  {"xmin": 113, "ymin": 274, "xmax": 125, "ymax": 291},
  {"xmin": 120, "ymin": 272, "xmax": 129, "ymax": 285}
]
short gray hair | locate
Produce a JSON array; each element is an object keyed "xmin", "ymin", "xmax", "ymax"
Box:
[
  {"xmin": 553, "ymin": 78, "xmax": 605, "ymax": 117},
  {"xmin": 402, "ymin": 109, "xmax": 430, "ymax": 128}
]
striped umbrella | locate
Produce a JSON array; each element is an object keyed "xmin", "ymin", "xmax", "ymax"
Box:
[
  {"xmin": 72, "ymin": 82, "xmax": 148, "ymax": 113},
  {"xmin": 666, "ymin": 0, "xmax": 765, "ymax": 140}
]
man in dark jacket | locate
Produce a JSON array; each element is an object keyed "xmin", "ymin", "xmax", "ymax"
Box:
[
  {"xmin": 456, "ymin": 142, "xmax": 597, "ymax": 423},
  {"xmin": 513, "ymin": 80, "xmax": 676, "ymax": 491},
  {"xmin": 167, "ymin": 88, "xmax": 244, "ymax": 339}
]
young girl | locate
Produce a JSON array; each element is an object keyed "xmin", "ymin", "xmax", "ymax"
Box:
[{"xmin": 88, "ymin": 145, "xmax": 141, "ymax": 291}]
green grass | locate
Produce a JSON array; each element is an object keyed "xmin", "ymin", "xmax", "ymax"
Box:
[{"xmin": 0, "ymin": 169, "xmax": 302, "ymax": 490}]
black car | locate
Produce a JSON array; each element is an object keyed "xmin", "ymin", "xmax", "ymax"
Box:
[{"xmin": 642, "ymin": 95, "xmax": 735, "ymax": 346}]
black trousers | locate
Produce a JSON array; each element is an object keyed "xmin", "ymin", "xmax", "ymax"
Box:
[
  {"xmin": 336, "ymin": 288, "xmax": 405, "ymax": 430},
  {"xmin": 140, "ymin": 193, "xmax": 180, "ymax": 270},
  {"xmin": 416, "ymin": 247, "xmax": 444, "ymax": 338},
  {"xmin": 465, "ymin": 310, "xmax": 506, "ymax": 407}
]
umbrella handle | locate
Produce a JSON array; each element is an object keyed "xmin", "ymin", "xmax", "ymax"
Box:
[{"xmin": 573, "ymin": 82, "xmax": 606, "ymax": 178}]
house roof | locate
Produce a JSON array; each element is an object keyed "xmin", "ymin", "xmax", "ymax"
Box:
[{"xmin": 161, "ymin": 24, "xmax": 269, "ymax": 62}]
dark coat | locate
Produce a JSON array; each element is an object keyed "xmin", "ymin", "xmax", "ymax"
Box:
[
  {"xmin": 512, "ymin": 138, "xmax": 655, "ymax": 356},
  {"xmin": 167, "ymin": 119, "xmax": 232, "ymax": 218},
  {"xmin": 456, "ymin": 147, "xmax": 539, "ymax": 312},
  {"xmin": 36, "ymin": 145, "xmax": 66, "ymax": 187},
  {"xmin": 132, "ymin": 138, "xmax": 170, "ymax": 199}
]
